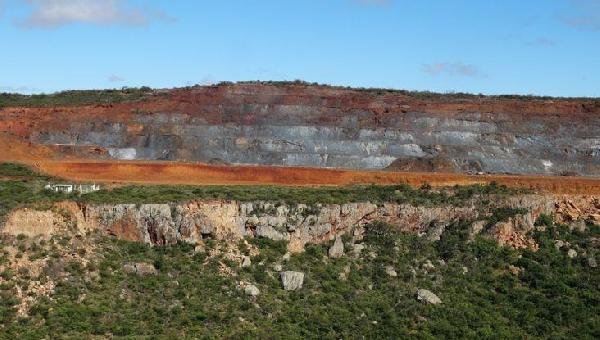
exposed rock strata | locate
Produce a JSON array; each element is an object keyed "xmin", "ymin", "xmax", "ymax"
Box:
[
  {"xmin": 2, "ymin": 194, "xmax": 598, "ymax": 252},
  {"xmin": 2, "ymin": 84, "xmax": 599, "ymax": 176},
  {"xmin": 3, "ymin": 201, "xmax": 89, "ymax": 237}
]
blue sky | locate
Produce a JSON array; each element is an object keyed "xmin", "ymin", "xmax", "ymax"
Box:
[{"xmin": 0, "ymin": 0, "xmax": 599, "ymax": 96}]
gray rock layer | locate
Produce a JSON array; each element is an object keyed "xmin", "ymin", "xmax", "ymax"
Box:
[{"xmin": 34, "ymin": 108, "xmax": 600, "ymax": 175}]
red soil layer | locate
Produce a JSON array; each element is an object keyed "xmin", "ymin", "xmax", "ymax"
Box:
[
  {"xmin": 2, "ymin": 84, "xmax": 600, "ymax": 140},
  {"xmin": 22, "ymin": 160, "xmax": 600, "ymax": 195}
]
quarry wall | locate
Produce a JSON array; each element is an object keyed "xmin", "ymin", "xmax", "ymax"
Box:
[{"xmin": 2, "ymin": 84, "xmax": 600, "ymax": 176}]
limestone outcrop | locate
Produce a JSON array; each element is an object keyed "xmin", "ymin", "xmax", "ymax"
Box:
[
  {"xmin": 281, "ymin": 271, "xmax": 305, "ymax": 291},
  {"xmin": 84, "ymin": 199, "xmax": 485, "ymax": 252},
  {"xmin": 3, "ymin": 201, "xmax": 89, "ymax": 237},
  {"xmin": 1, "ymin": 194, "xmax": 598, "ymax": 252},
  {"xmin": 417, "ymin": 289, "xmax": 442, "ymax": 305}
]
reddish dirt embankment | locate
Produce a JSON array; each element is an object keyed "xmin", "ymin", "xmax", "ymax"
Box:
[{"xmin": 24, "ymin": 160, "xmax": 600, "ymax": 195}]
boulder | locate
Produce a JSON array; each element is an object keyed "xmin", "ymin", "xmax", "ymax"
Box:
[
  {"xmin": 508, "ymin": 265, "xmax": 522, "ymax": 275},
  {"xmin": 256, "ymin": 225, "xmax": 289, "ymax": 241},
  {"xmin": 328, "ymin": 236, "xmax": 345, "ymax": 258},
  {"xmin": 417, "ymin": 289, "xmax": 442, "ymax": 305},
  {"xmin": 567, "ymin": 249, "xmax": 578, "ymax": 259},
  {"xmin": 280, "ymin": 271, "xmax": 304, "ymax": 291},
  {"xmin": 241, "ymin": 256, "xmax": 252, "ymax": 268},
  {"xmin": 200, "ymin": 223, "xmax": 214, "ymax": 236},
  {"xmin": 124, "ymin": 262, "xmax": 158, "ymax": 277},
  {"xmin": 587, "ymin": 257, "xmax": 597, "ymax": 268},
  {"xmin": 469, "ymin": 220, "xmax": 486, "ymax": 239},
  {"xmin": 122, "ymin": 264, "xmax": 137, "ymax": 275},
  {"xmin": 339, "ymin": 265, "xmax": 351, "ymax": 281},
  {"xmin": 353, "ymin": 243, "xmax": 365, "ymax": 256},
  {"xmin": 488, "ymin": 214, "xmax": 538, "ymax": 250},
  {"xmin": 570, "ymin": 220, "xmax": 587, "ymax": 232},
  {"xmin": 244, "ymin": 285, "xmax": 260, "ymax": 297},
  {"xmin": 422, "ymin": 260, "xmax": 435, "ymax": 272},
  {"xmin": 554, "ymin": 240, "xmax": 565, "ymax": 250},
  {"xmin": 426, "ymin": 220, "xmax": 446, "ymax": 241},
  {"xmin": 135, "ymin": 263, "xmax": 158, "ymax": 276},
  {"xmin": 385, "ymin": 265, "xmax": 397, "ymax": 277}
]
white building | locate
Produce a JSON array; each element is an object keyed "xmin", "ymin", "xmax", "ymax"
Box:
[{"xmin": 45, "ymin": 183, "xmax": 101, "ymax": 194}]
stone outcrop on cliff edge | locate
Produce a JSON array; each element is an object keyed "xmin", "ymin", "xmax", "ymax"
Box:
[{"xmin": 3, "ymin": 194, "xmax": 598, "ymax": 252}]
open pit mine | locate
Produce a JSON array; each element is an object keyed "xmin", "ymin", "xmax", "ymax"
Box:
[{"xmin": 1, "ymin": 82, "xmax": 599, "ymax": 179}]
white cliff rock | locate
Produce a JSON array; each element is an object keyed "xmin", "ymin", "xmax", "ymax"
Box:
[
  {"xmin": 417, "ymin": 289, "xmax": 442, "ymax": 305},
  {"xmin": 328, "ymin": 236, "xmax": 345, "ymax": 258},
  {"xmin": 280, "ymin": 271, "xmax": 304, "ymax": 291}
]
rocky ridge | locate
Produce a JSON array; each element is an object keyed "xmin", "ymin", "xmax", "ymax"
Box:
[{"xmin": 2, "ymin": 194, "xmax": 598, "ymax": 253}]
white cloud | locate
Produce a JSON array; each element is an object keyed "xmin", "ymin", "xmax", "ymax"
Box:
[
  {"xmin": 108, "ymin": 75, "xmax": 126, "ymax": 83},
  {"xmin": 422, "ymin": 62, "xmax": 484, "ymax": 78},
  {"xmin": 18, "ymin": 0, "xmax": 174, "ymax": 28},
  {"xmin": 562, "ymin": 0, "xmax": 600, "ymax": 31}
]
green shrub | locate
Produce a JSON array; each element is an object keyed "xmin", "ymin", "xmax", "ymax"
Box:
[
  {"xmin": 80, "ymin": 183, "xmax": 522, "ymax": 207},
  {"xmin": 0, "ymin": 88, "xmax": 154, "ymax": 108},
  {"xmin": 0, "ymin": 163, "xmax": 43, "ymax": 178},
  {"xmin": 436, "ymin": 220, "xmax": 471, "ymax": 260},
  {"xmin": 364, "ymin": 221, "xmax": 397, "ymax": 250},
  {"xmin": 485, "ymin": 207, "xmax": 529, "ymax": 230},
  {"xmin": 535, "ymin": 214, "xmax": 555, "ymax": 227}
]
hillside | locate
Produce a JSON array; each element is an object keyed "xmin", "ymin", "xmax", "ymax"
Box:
[
  {"xmin": 0, "ymin": 163, "xmax": 598, "ymax": 338},
  {"xmin": 0, "ymin": 82, "xmax": 599, "ymax": 338}
]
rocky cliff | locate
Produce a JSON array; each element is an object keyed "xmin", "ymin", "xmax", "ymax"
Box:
[
  {"xmin": 3, "ymin": 194, "xmax": 598, "ymax": 252},
  {"xmin": 2, "ymin": 83, "xmax": 599, "ymax": 176}
]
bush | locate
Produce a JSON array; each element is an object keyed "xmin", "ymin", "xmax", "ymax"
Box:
[
  {"xmin": 485, "ymin": 207, "xmax": 529, "ymax": 230},
  {"xmin": 0, "ymin": 88, "xmax": 154, "ymax": 108},
  {"xmin": 535, "ymin": 214, "xmax": 554, "ymax": 227},
  {"xmin": 364, "ymin": 222, "xmax": 397, "ymax": 249},
  {"xmin": 0, "ymin": 163, "xmax": 44, "ymax": 178},
  {"xmin": 80, "ymin": 183, "xmax": 522, "ymax": 207}
]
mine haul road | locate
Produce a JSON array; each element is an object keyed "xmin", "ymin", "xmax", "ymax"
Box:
[{"xmin": 9, "ymin": 159, "xmax": 600, "ymax": 195}]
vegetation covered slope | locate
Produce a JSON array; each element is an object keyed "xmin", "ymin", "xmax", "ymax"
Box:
[
  {"xmin": 1, "ymin": 82, "xmax": 598, "ymax": 108},
  {"xmin": 0, "ymin": 87, "xmax": 154, "ymax": 108},
  {"xmin": 0, "ymin": 219, "xmax": 598, "ymax": 338},
  {"xmin": 0, "ymin": 162, "xmax": 597, "ymax": 338}
]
